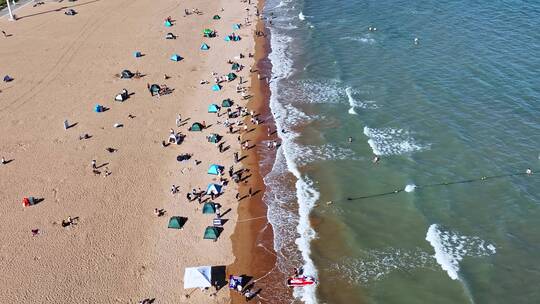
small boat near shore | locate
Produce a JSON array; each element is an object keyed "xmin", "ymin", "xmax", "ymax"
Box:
[{"xmin": 286, "ymin": 275, "xmax": 317, "ymax": 287}]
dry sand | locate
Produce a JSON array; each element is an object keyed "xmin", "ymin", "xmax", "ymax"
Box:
[{"xmin": 0, "ymin": 0, "xmax": 262, "ymax": 302}]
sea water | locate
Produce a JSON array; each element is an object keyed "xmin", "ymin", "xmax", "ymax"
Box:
[{"xmin": 263, "ymin": 0, "xmax": 540, "ymax": 303}]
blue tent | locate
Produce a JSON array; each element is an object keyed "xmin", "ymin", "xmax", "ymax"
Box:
[
  {"xmin": 208, "ymin": 104, "xmax": 220, "ymax": 113},
  {"xmin": 206, "ymin": 183, "xmax": 223, "ymax": 195},
  {"xmin": 232, "ymin": 24, "xmax": 241, "ymax": 30},
  {"xmin": 165, "ymin": 20, "xmax": 172, "ymax": 27},
  {"xmin": 224, "ymin": 35, "xmax": 231, "ymax": 41},
  {"xmin": 200, "ymin": 43, "xmax": 210, "ymax": 50},
  {"xmin": 170, "ymin": 54, "xmax": 182, "ymax": 61},
  {"xmin": 211, "ymin": 84, "xmax": 221, "ymax": 91},
  {"xmin": 208, "ymin": 164, "xmax": 224, "ymax": 175},
  {"xmin": 94, "ymin": 104, "xmax": 104, "ymax": 113},
  {"xmin": 233, "ymin": 35, "xmax": 241, "ymax": 41},
  {"xmin": 133, "ymin": 51, "xmax": 142, "ymax": 58}
]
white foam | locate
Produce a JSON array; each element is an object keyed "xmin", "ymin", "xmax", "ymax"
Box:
[
  {"xmin": 363, "ymin": 126, "xmax": 428, "ymax": 156},
  {"xmin": 334, "ymin": 248, "xmax": 436, "ymax": 284},
  {"xmin": 426, "ymin": 224, "xmax": 497, "ymax": 281},
  {"xmin": 267, "ymin": 21, "xmax": 318, "ymax": 304},
  {"xmin": 404, "ymin": 184, "xmax": 416, "ymax": 192},
  {"xmin": 341, "ymin": 34, "xmax": 376, "ymax": 44},
  {"xmin": 298, "ymin": 12, "xmax": 305, "ymax": 20},
  {"xmin": 345, "ymin": 87, "xmax": 377, "ymax": 115}
]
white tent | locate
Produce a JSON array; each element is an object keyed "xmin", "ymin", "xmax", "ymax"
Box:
[{"xmin": 184, "ymin": 266, "xmax": 212, "ymax": 289}]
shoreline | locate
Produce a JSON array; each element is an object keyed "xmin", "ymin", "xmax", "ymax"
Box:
[{"xmin": 228, "ymin": 0, "xmax": 294, "ymax": 302}]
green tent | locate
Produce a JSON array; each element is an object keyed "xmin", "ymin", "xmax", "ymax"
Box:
[
  {"xmin": 168, "ymin": 216, "xmax": 187, "ymax": 229},
  {"xmin": 213, "ymin": 15, "xmax": 221, "ymax": 20},
  {"xmin": 227, "ymin": 73, "xmax": 237, "ymax": 81},
  {"xmin": 221, "ymin": 99, "xmax": 233, "ymax": 107},
  {"xmin": 202, "ymin": 202, "xmax": 216, "ymax": 214},
  {"xmin": 190, "ymin": 122, "xmax": 204, "ymax": 131},
  {"xmin": 208, "ymin": 133, "xmax": 220, "ymax": 143},
  {"xmin": 203, "ymin": 226, "xmax": 220, "ymax": 241},
  {"xmin": 231, "ymin": 63, "xmax": 240, "ymax": 70},
  {"xmin": 203, "ymin": 29, "xmax": 215, "ymax": 37}
]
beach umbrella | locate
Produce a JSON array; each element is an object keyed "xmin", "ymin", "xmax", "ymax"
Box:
[
  {"xmin": 165, "ymin": 20, "xmax": 172, "ymax": 27},
  {"xmin": 211, "ymin": 84, "xmax": 221, "ymax": 91},
  {"xmin": 232, "ymin": 24, "xmax": 241, "ymax": 30},
  {"xmin": 213, "ymin": 15, "xmax": 221, "ymax": 20},
  {"xmin": 200, "ymin": 43, "xmax": 210, "ymax": 50},
  {"xmin": 231, "ymin": 63, "xmax": 240, "ymax": 70}
]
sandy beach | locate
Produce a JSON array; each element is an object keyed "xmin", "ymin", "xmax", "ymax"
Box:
[{"xmin": 0, "ymin": 0, "xmax": 265, "ymax": 302}]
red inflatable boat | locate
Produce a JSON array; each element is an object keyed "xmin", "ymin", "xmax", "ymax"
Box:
[{"xmin": 286, "ymin": 275, "xmax": 317, "ymax": 287}]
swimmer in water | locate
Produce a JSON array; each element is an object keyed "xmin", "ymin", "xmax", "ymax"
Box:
[
  {"xmin": 526, "ymin": 168, "xmax": 533, "ymax": 175},
  {"xmin": 348, "ymin": 137, "xmax": 353, "ymax": 143},
  {"xmin": 372, "ymin": 155, "xmax": 380, "ymax": 164},
  {"xmin": 414, "ymin": 37, "xmax": 419, "ymax": 45}
]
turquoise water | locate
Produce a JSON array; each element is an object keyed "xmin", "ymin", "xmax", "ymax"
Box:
[{"xmin": 263, "ymin": 0, "xmax": 540, "ymax": 303}]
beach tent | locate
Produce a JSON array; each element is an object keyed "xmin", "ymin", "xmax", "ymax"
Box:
[
  {"xmin": 164, "ymin": 20, "xmax": 172, "ymax": 27},
  {"xmin": 190, "ymin": 122, "xmax": 204, "ymax": 131},
  {"xmin": 227, "ymin": 73, "xmax": 237, "ymax": 81},
  {"xmin": 203, "ymin": 29, "xmax": 215, "ymax": 37},
  {"xmin": 200, "ymin": 43, "xmax": 210, "ymax": 50},
  {"xmin": 168, "ymin": 216, "xmax": 187, "ymax": 229},
  {"xmin": 120, "ymin": 70, "xmax": 134, "ymax": 79},
  {"xmin": 184, "ymin": 266, "xmax": 212, "ymax": 289},
  {"xmin": 221, "ymin": 99, "xmax": 233, "ymax": 107},
  {"xmin": 165, "ymin": 32, "xmax": 176, "ymax": 39},
  {"xmin": 208, "ymin": 133, "xmax": 220, "ymax": 143},
  {"xmin": 233, "ymin": 35, "xmax": 241, "ymax": 41},
  {"xmin": 213, "ymin": 15, "xmax": 221, "ymax": 20},
  {"xmin": 206, "ymin": 183, "xmax": 223, "ymax": 195},
  {"xmin": 202, "ymin": 202, "xmax": 216, "ymax": 214},
  {"xmin": 232, "ymin": 24, "xmax": 241, "ymax": 30},
  {"xmin": 224, "ymin": 35, "xmax": 231, "ymax": 41},
  {"xmin": 94, "ymin": 104, "xmax": 104, "ymax": 113},
  {"xmin": 208, "ymin": 104, "xmax": 220, "ymax": 113},
  {"xmin": 170, "ymin": 54, "xmax": 182, "ymax": 61},
  {"xmin": 149, "ymin": 84, "xmax": 161, "ymax": 94},
  {"xmin": 208, "ymin": 164, "xmax": 223, "ymax": 175},
  {"xmin": 133, "ymin": 51, "xmax": 142, "ymax": 58},
  {"xmin": 203, "ymin": 226, "xmax": 220, "ymax": 241},
  {"xmin": 231, "ymin": 63, "xmax": 240, "ymax": 70},
  {"xmin": 211, "ymin": 84, "xmax": 221, "ymax": 91}
]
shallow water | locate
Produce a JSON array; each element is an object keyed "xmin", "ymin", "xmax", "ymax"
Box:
[{"xmin": 263, "ymin": 0, "xmax": 540, "ymax": 303}]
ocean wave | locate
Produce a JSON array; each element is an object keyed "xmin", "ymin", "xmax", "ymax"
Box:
[
  {"xmin": 363, "ymin": 126, "xmax": 428, "ymax": 156},
  {"xmin": 346, "ymin": 87, "xmax": 378, "ymax": 114},
  {"xmin": 426, "ymin": 224, "xmax": 496, "ymax": 281},
  {"xmin": 268, "ymin": 24, "xmax": 319, "ymax": 304},
  {"xmin": 341, "ymin": 34, "xmax": 376, "ymax": 44},
  {"xmin": 281, "ymin": 80, "xmax": 378, "ymax": 111},
  {"xmin": 333, "ymin": 248, "xmax": 436, "ymax": 284}
]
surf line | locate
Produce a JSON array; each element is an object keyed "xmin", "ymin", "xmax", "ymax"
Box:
[{"xmin": 345, "ymin": 169, "xmax": 537, "ymax": 202}]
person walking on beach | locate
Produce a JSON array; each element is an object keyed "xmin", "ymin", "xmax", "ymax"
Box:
[
  {"xmin": 249, "ymin": 187, "xmax": 253, "ymax": 197},
  {"xmin": 171, "ymin": 185, "xmax": 177, "ymax": 195},
  {"xmin": 91, "ymin": 160, "xmax": 97, "ymax": 169},
  {"xmin": 176, "ymin": 114, "xmax": 182, "ymax": 127},
  {"xmin": 234, "ymin": 152, "xmax": 239, "ymax": 163}
]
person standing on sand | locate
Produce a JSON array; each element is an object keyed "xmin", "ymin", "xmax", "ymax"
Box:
[
  {"xmin": 1, "ymin": 157, "xmax": 6, "ymax": 165},
  {"xmin": 91, "ymin": 160, "xmax": 97, "ymax": 169},
  {"xmin": 176, "ymin": 114, "xmax": 182, "ymax": 127}
]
